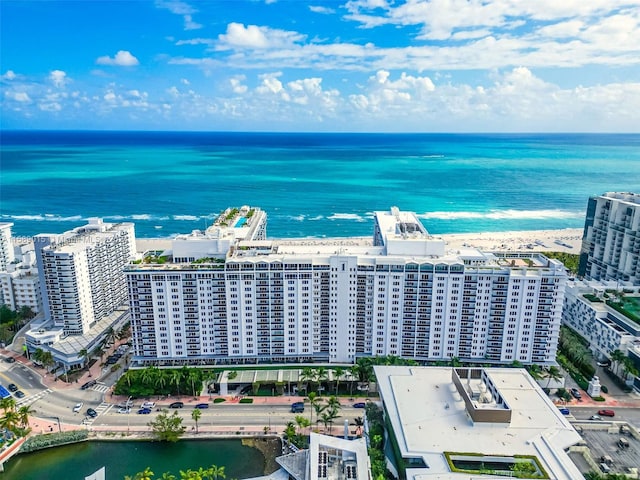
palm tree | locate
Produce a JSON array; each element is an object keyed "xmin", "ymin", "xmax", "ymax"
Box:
[
  {"xmin": 187, "ymin": 369, "xmax": 202, "ymax": 397},
  {"xmin": 295, "ymin": 414, "xmax": 310, "ymax": 439},
  {"xmin": 314, "ymin": 367, "xmax": 329, "ymax": 394},
  {"xmin": 78, "ymin": 348, "xmax": 89, "ymax": 369},
  {"xmin": 611, "ymin": 349, "xmax": 626, "ymax": 377},
  {"xmin": 300, "ymin": 367, "xmax": 314, "ymax": 394},
  {"xmin": 622, "ymin": 357, "xmax": 639, "ymax": 382},
  {"xmin": 348, "ymin": 364, "xmax": 361, "ymax": 397},
  {"xmin": 191, "ymin": 408, "xmax": 202, "ymax": 433},
  {"xmin": 283, "ymin": 421, "xmax": 297, "ymax": 443},
  {"xmin": 332, "ymin": 367, "xmax": 345, "ymax": 395},
  {"xmin": 0, "ymin": 410, "xmax": 21, "ymax": 432},
  {"xmin": 353, "ymin": 416, "xmax": 364, "ymax": 435},
  {"xmin": 326, "ymin": 395, "xmax": 341, "ymax": 415},
  {"xmin": 155, "ymin": 369, "xmax": 168, "ymax": 393},
  {"xmin": 307, "ymin": 391, "xmax": 320, "ymax": 427},
  {"xmin": 141, "ymin": 366, "xmax": 157, "ymax": 387},
  {"xmin": 169, "ymin": 369, "xmax": 183, "ymax": 396},
  {"xmin": 545, "ymin": 366, "xmax": 563, "ymax": 388},
  {"xmin": 159, "ymin": 473, "xmax": 177, "ymax": 480},
  {"xmin": 41, "ymin": 350, "xmax": 55, "ymax": 373},
  {"xmin": 313, "ymin": 401, "xmax": 326, "ymax": 430},
  {"xmin": 527, "ymin": 364, "xmax": 544, "ymax": 381},
  {"xmin": 17, "ymin": 405, "xmax": 35, "ymax": 428},
  {"xmin": 1, "ymin": 397, "xmax": 16, "ymax": 413}
]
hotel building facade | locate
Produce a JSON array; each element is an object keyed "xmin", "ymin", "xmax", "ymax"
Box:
[
  {"xmin": 579, "ymin": 192, "xmax": 640, "ymax": 285},
  {"xmin": 127, "ymin": 207, "xmax": 567, "ymax": 367}
]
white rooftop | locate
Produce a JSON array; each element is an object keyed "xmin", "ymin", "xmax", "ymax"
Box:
[{"xmin": 375, "ymin": 366, "xmax": 584, "ymax": 480}]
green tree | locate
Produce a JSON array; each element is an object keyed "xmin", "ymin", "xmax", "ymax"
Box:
[
  {"xmin": 169, "ymin": 369, "xmax": 183, "ymax": 396},
  {"xmin": 610, "ymin": 349, "xmax": 626, "ymax": 377},
  {"xmin": 191, "ymin": 408, "xmax": 202, "ymax": 434},
  {"xmin": 307, "ymin": 391, "xmax": 320, "ymax": 427},
  {"xmin": 148, "ymin": 410, "xmax": 186, "ymax": 442},
  {"xmin": 17, "ymin": 405, "xmax": 35, "ymax": 428},
  {"xmin": 187, "ymin": 368, "xmax": 202, "ymax": 397},
  {"xmin": 78, "ymin": 349, "xmax": 89, "ymax": 368},
  {"xmin": 545, "ymin": 366, "xmax": 563, "ymax": 388},
  {"xmin": 332, "ymin": 367, "xmax": 345, "ymax": 395},
  {"xmin": 208, "ymin": 465, "xmax": 225, "ymax": 480}
]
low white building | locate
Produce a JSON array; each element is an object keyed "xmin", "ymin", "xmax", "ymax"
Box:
[
  {"xmin": 562, "ymin": 280, "xmax": 640, "ymax": 361},
  {"xmin": 375, "ymin": 366, "xmax": 584, "ymax": 480}
]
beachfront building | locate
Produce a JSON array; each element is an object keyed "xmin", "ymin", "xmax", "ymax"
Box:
[
  {"xmin": 0, "ymin": 244, "xmax": 42, "ymax": 314},
  {"xmin": 374, "ymin": 366, "xmax": 584, "ymax": 480},
  {"xmin": 579, "ymin": 192, "xmax": 640, "ymax": 285},
  {"xmin": 0, "ymin": 223, "xmax": 15, "ymax": 273},
  {"xmin": 24, "ymin": 219, "xmax": 136, "ymax": 370},
  {"xmin": 127, "ymin": 207, "xmax": 568, "ymax": 367},
  {"xmin": 562, "ymin": 280, "xmax": 640, "ymax": 362}
]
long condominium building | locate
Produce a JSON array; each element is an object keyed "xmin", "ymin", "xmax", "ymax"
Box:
[
  {"xmin": 579, "ymin": 192, "xmax": 640, "ymax": 284},
  {"xmin": 127, "ymin": 207, "xmax": 567, "ymax": 367},
  {"xmin": 35, "ymin": 218, "xmax": 136, "ymax": 335}
]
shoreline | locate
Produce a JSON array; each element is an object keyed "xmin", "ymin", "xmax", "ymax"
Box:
[{"xmin": 135, "ymin": 227, "xmax": 584, "ymax": 254}]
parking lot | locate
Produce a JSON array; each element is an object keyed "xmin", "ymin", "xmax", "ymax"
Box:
[{"xmin": 579, "ymin": 426, "xmax": 640, "ymax": 476}]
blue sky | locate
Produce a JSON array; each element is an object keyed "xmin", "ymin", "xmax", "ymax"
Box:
[{"xmin": 1, "ymin": 0, "xmax": 639, "ymax": 132}]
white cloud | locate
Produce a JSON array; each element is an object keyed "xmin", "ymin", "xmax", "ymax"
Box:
[
  {"xmin": 4, "ymin": 91, "xmax": 31, "ymax": 102},
  {"xmin": 49, "ymin": 70, "xmax": 68, "ymax": 88},
  {"xmin": 155, "ymin": 0, "xmax": 202, "ymax": 30},
  {"xmin": 96, "ymin": 50, "xmax": 140, "ymax": 66},
  {"xmin": 1, "ymin": 70, "xmax": 17, "ymax": 81},
  {"xmin": 180, "ymin": 78, "xmax": 190, "ymax": 85},
  {"xmin": 230, "ymin": 76, "xmax": 248, "ymax": 94},
  {"xmin": 309, "ymin": 5, "xmax": 335, "ymax": 14},
  {"xmin": 176, "ymin": 38, "xmax": 214, "ymax": 46},
  {"xmin": 217, "ymin": 23, "xmax": 306, "ymax": 50}
]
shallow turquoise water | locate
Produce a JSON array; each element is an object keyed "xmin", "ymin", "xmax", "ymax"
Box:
[{"xmin": 2, "ymin": 439, "xmax": 266, "ymax": 480}]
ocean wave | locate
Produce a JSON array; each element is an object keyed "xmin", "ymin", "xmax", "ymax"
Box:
[
  {"xmin": 327, "ymin": 213, "xmax": 367, "ymax": 222},
  {"xmin": 173, "ymin": 215, "xmax": 200, "ymax": 221},
  {"xmin": 287, "ymin": 215, "xmax": 306, "ymax": 222},
  {"xmin": 5, "ymin": 214, "xmax": 85, "ymax": 222},
  {"xmin": 309, "ymin": 215, "xmax": 324, "ymax": 221},
  {"xmin": 131, "ymin": 214, "xmax": 152, "ymax": 221},
  {"xmin": 416, "ymin": 209, "xmax": 582, "ymax": 220}
]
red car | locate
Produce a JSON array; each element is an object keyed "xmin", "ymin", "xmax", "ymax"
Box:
[{"xmin": 598, "ymin": 409, "xmax": 615, "ymax": 417}]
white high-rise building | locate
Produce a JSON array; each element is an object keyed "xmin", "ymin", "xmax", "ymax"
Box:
[
  {"xmin": 36, "ymin": 218, "xmax": 136, "ymax": 335},
  {"xmin": 0, "ymin": 244, "xmax": 42, "ymax": 314},
  {"xmin": 579, "ymin": 192, "xmax": 640, "ymax": 285},
  {"xmin": 127, "ymin": 207, "xmax": 567, "ymax": 367},
  {"xmin": 0, "ymin": 223, "xmax": 16, "ymax": 272}
]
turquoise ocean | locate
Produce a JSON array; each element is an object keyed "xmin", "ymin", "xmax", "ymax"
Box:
[{"xmin": 1, "ymin": 131, "xmax": 639, "ymax": 239}]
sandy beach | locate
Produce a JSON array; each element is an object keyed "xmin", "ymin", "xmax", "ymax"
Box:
[
  {"xmin": 136, "ymin": 228, "xmax": 584, "ymax": 254},
  {"xmin": 440, "ymin": 228, "xmax": 583, "ymax": 253}
]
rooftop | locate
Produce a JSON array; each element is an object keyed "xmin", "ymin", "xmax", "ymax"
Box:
[{"xmin": 374, "ymin": 366, "xmax": 584, "ymax": 480}]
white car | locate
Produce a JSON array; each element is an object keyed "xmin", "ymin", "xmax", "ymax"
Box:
[
  {"xmin": 141, "ymin": 402, "xmax": 156, "ymax": 409},
  {"xmin": 117, "ymin": 407, "xmax": 131, "ymax": 414},
  {"xmin": 73, "ymin": 402, "xmax": 83, "ymax": 413}
]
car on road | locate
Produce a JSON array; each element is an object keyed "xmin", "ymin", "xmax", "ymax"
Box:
[
  {"xmin": 14, "ymin": 391, "xmax": 25, "ymax": 399},
  {"xmin": 73, "ymin": 402, "xmax": 84, "ymax": 413},
  {"xmin": 598, "ymin": 409, "xmax": 615, "ymax": 417},
  {"xmin": 137, "ymin": 408, "xmax": 152, "ymax": 414},
  {"xmin": 291, "ymin": 402, "xmax": 304, "ymax": 413},
  {"xmin": 7, "ymin": 384, "xmax": 18, "ymax": 392},
  {"xmin": 169, "ymin": 402, "xmax": 184, "ymax": 409},
  {"xmin": 4, "ymin": 357, "xmax": 16, "ymax": 363},
  {"xmin": 570, "ymin": 388, "xmax": 582, "ymax": 399},
  {"xmin": 117, "ymin": 408, "xmax": 131, "ymax": 414},
  {"xmin": 558, "ymin": 407, "xmax": 570, "ymax": 415},
  {"xmin": 353, "ymin": 402, "xmax": 366, "ymax": 408},
  {"xmin": 195, "ymin": 403, "xmax": 209, "ymax": 409},
  {"xmin": 81, "ymin": 380, "xmax": 97, "ymax": 390},
  {"xmin": 589, "ymin": 415, "xmax": 602, "ymax": 421},
  {"xmin": 141, "ymin": 402, "xmax": 156, "ymax": 409},
  {"xmin": 86, "ymin": 408, "xmax": 98, "ymax": 418}
]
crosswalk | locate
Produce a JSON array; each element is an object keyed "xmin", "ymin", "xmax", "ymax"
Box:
[
  {"xmin": 92, "ymin": 383, "xmax": 110, "ymax": 394},
  {"xmin": 16, "ymin": 388, "xmax": 52, "ymax": 407},
  {"xmin": 82, "ymin": 402, "xmax": 113, "ymax": 425}
]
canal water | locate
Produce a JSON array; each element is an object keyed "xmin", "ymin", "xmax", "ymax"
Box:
[{"xmin": 3, "ymin": 439, "xmax": 267, "ymax": 480}]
